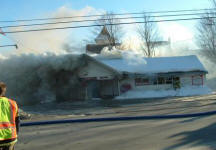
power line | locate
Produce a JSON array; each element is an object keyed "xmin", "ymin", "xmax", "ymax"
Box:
[
  {"xmin": 1, "ymin": 12, "xmax": 215, "ymax": 29},
  {"xmin": 0, "ymin": 8, "xmax": 215, "ymax": 23},
  {"xmin": 4, "ymin": 16, "xmax": 216, "ymax": 34}
]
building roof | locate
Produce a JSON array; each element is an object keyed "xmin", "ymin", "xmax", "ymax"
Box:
[
  {"xmin": 95, "ymin": 26, "xmax": 112, "ymax": 44},
  {"xmin": 96, "ymin": 55, "xmax": 207, "ymax": 74}
]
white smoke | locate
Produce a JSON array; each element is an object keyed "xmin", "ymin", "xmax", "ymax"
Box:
[
  {"xmin": 0, "ymin": 53, "xmax": 86, "ymax": 105},
  {"xmin": 1, "ymin": 4, "xmax": 216, "ymax": 108},
  {"xmin": 95, "ymin": 46, "xmax": 147, "ymax": 68},
  {"xmin": 100, "ymin": 47, "xmax": 122, "ymax": 58},
  {"xmin": 6, "ymin": 6, "xmax": 99, "ymax": 55},
  {"xmin": 0, "ymin": 6, "xmax": 104, "ymax": 105}
]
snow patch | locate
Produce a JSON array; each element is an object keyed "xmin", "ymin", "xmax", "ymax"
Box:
[
  {"xmin": 115, "ymin": 86, "xmax": 212, "ymax": 100},
  {"xmin": 98, "ymin": 55, "xmax": 207, "ymax": 74}
]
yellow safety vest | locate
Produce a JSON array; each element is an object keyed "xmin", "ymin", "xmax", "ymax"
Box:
[{"xmin": 0, "ymin": 97, "xmax": 18, "ymax": 141}]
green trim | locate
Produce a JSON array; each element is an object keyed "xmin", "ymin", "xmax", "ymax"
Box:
[
  {"xmin": 0, "ymin": 97, "xmax": 11, "ymax": 123},
  {"xmin": 0, "ymin": 97, "xmax": 16, "ymax": 140}
]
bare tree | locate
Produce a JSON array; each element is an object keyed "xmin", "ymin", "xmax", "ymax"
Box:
[
  {"xmin": 197, "ymin": 0, "xmax": 216, "ymax": 63},
  {"xmin": 137, "ymin": 13, "xmax": 160, "ymax": 57},
  {"xmin": 92, "ymin": 12, "xmax": 124, "ymax": 47}
]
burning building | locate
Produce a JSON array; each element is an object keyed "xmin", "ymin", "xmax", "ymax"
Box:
[{"xmin": 77, "ymin": 54, "xmax": 208, "ymax": 100}]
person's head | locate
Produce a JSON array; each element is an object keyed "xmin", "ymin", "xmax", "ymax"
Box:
[{"xmin": 0, "ymin": 82, "xmax": 6, "ymax": 97}]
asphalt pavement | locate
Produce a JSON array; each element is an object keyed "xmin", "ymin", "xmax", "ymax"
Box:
[{"xmin": 17, "ymin": 94, "xmax": 216, "ymax": 150}]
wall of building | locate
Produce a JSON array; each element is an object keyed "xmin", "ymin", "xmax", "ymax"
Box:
[
  {"xmin": 119, "ymin": 77, "xmax": 172, "ymax": 93},
  {"xmin": 180, "ymin": 73, "xmax": 206, "ymax": 87},
  {"xmin": 78, "ymin": 61, "xmax": 115, "ymax": 80},
  {"xmin": 78, "ymin": 59, "xmax": 207, "ymax": 99},
  {"xmin": 120, "ymin": 78, "xmax": 135, "ymax": 88},
  {"xmin": 181, "ymin": 76, "xmax": 192, "ymax": 87},
  {"xmin": 78, "ymin": 60, "xmax": 120, "ymax": 99},
  {"xmin": 119, "ymin": 72, "xmax": 207, "ymax": 94},
  {"xmin": 100, "ymin": 80, "xmax": 119, "ymax": 98},
  {"xmin": 119, "ymin": 78, "xmax": 135, "ymax": 93}
]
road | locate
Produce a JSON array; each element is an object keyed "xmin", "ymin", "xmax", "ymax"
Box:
[{"xmin": 17, "ymin": 94, "xmax": 216, "ymax": 150}]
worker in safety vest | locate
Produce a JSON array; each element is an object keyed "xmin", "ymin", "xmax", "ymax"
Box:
[{"xmin": 0, "ymin": 82, "xmax": 19, "ymax": 150}]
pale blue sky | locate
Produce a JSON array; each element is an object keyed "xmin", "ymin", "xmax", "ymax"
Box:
[
  {"xmin": 0, "ymin": 0, "xmax": 213, "ymax": 53},
  {"xmin": 1, "ymin": 0, "xmax": 211, "ymax": 20}
]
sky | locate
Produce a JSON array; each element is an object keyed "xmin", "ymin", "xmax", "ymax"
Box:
[
  {"xmin": 1, "ymin": 0, "xmax": 211, "ymax": 19},
  {"xmin": 0, "ymin": 0, "xmax": 212, "ymax": 54}
]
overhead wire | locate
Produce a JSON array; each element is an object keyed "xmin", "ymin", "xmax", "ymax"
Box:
[
  {"xmin": 3, "ymin": 16, "xmax": 216, "ymax": 34},
  {"xmin": 0, "ymin": 8, "xmax": 214, "ymax": 49},
  {"xmin": 1, "ymin": 12, "xmax": 216, "ymax": 29},
  {"xmin": 0, "ymin": 8, "xmax": 215, "ymax": 23}
]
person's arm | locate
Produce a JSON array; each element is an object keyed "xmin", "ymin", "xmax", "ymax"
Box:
[
  {"xmin": 15, "ymin": 115, "xmax": 20, "ymax": 134},
  {"xmin": 15, "ymin": 106, "xmax": 20, "ymax": 134}
]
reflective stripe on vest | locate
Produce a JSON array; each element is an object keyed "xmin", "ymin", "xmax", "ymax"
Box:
[{"xmin": 0, "ymin": 97, "xmax": 18, "ymax": 141}]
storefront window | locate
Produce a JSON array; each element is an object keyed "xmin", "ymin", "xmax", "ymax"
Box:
[
  {"xmin": 158, "ymin": 77, "xmax": 165, "ymax": 84},
  {"xmin": 165, "ymin": 77, "xmax": 173, "ymax": 84},
  {"xmin": 135, "ymin": 78, "xmax": 149, "ymax": 86}
]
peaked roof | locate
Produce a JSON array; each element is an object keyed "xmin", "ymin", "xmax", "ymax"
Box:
[
  {"xmin": 96, "ymin": 55, "xmax": 207, "ymax": 74},
  {"xmin": 98, "ymin": 26, "xmax": 110, "ymax": 36},
  {"xmin": 82, "ymin": 54, "xmax": 122, "ymax": 77},
  {"xmin": 95, "ymin": 26, "xmax": 111, "ymax": 43}
]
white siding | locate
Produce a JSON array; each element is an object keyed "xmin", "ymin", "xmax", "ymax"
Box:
[
  {"xmin": 180, "ymin": 74, "xmax": 206, "ymax": 87},
  {"xmin": 78, "ymin": 61, "xmax": 115, "ymax": 79},
  {"xmin": 180, "ymin": 76, "xmax": 192, "ymax": 87},
  {"xmin": 119, "ymin": 73, "xmax": 207, "ymax": 93},
  {"xmin": 203, "ymin": 75, "xmax": 207, "ymax": 85}
]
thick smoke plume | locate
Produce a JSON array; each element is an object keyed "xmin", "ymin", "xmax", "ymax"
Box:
[
  {"xmin": 0, "ymin": 53, "xmax": 86, "ymax": 105},
  {"xmin": 0, "ymin": 6, "xmax": 101, "ymax": 106}
]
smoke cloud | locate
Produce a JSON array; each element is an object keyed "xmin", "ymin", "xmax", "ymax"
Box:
[
  {"xmin": 1, "ymin": 6, "xmax": 215, "ymax": 107},
  {"xmin": 6, "ymin": 6, "xmax": 99, "ymax": 55},
  {"xmin": 0, "ymin": 53, "xmax": 86, "ymax": 105},
  {"xmin": 0, "ymin": 6, "xmax": 103, "ymax": 105}
]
